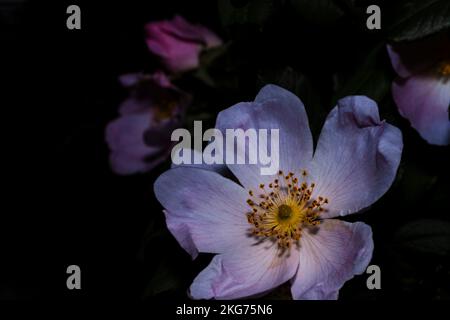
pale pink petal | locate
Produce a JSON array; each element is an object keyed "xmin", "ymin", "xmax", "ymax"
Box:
[
  {"xmin": 190, "ymin": 240, "xmax": 299, "ymax": 299},
  {"xmin": 291, "ymin": 220, "xmax": 373, "ymax": 300},
  {"xmin": 393, "ymin": 74, "xmax": 450, "ymax": 145},
  {"xmin": 311, "ymin": 96, "xmax": 403, "ymax": 218},
  {"xmin": 154, "ymin": 167, "xmax": 250, "ymax": 259},
  {"xmin": 215, "ymin": 85, "xmax": 313, "ymax": 190}
]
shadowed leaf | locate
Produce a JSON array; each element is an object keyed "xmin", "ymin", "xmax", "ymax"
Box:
[
  {"xmin": 395, "ymin": 219, "xmax": 450, "ymax": 256},
  {"xmin": 388, "ymin": 0, "xmax": 450, "ymax": 42}
]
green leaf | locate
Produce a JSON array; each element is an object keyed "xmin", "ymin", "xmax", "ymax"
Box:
[
  {"xmin": 388, "ymin": 0, "xmax": 450, "ymax": 42},
  {"xmin": 217, "ymin": 0, "xmax": 275, "ymax": 27},
  {"xmin": 398, "ymin": 163, "xmax": 437, "ymax": 208},
  {"xmin": 193, "ymin": 68, "xmax": 216, "ymax": 87},
  {"xmin": 332, "ymin": 44, "xmax": 391, "ymax": 105},
  {"xmin": 193, "ymin": 42, "xmax": 241, "ymax": 90},
  {"xmin": 258, "ymin": 67, "xmax": 304, "ymax": 95},
  {"xmin": 199, "ymin": 43, "xmax": 231, "ymax": 67},
  {"xmin": 395, "ymin": 219, "xmax": 450, "ymax": 256},
  {"xmin": 143, "ymin": 258, "xmax": 183, "ymax": 297},
  {"xmin": 289, "ymin": 0, "xmax": 344, "ymax": 24}
]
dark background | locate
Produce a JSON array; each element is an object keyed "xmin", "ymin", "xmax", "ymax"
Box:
[{"xmin": 2, "ymin": 0, "xmax": 449, "ymax": 302}]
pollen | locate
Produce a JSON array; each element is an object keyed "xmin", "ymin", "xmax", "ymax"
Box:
[
  {"xmin": 245, "ymin": 169, "xmax": 329, "ymax": 250},
  {"xmin": 438, "ymin": 60, "xmax": 450, "ymax": 78}
]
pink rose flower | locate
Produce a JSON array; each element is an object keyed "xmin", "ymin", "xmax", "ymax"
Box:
[
  {"xmin": 387, "ymin": 34, "xmax": 450, "ymax": 145},
  {"xmin": 154, "ymin": 85, "xmax": 403, "ymax": 299},
  {"xmin": 145, "ymin": 15, "xmax": 222, "ymax": 74}
]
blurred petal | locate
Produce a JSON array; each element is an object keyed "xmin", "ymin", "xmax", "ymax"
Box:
[
  {"xmin": 109, "ymin": 149, "xmax": 167, "ymax": 175},
  {"xmin": 311, "ymin": 96, "xmax": 402, "ymax": 218},
  {"xmin": 144, "ymin": 117, "xmax": 179, "ymax": 147},
  {"xmin": 145, "ymin": 22, "xmax": 201, "ymax": 72},
  {"xmin": 118, "ymin": 73, "xmax": 141, "ymax": 88},
  {"xmin": 119, "ymin": 71, "xmax": 172, "ymax": 89},
  {"xmin": 291, "ymin": 220, "xmax": 373, "ymax": 300},
  {"xmin": 145, "ymin": 16, "xmax": 222, "ymax": 73},
  {"xmin": 393, "ymin": 74, "xmax": 450, "ymax": 145},
  {"xmin": 216, "ymin": 85, "xmax": 313, "ymax": 190},
  {"xmin": 118, "ymin": 72, "xmax": 180, "ymax": 115},
  {"xmin": 118, "ymin": 96, "xmax": 152, "ymax": 115},
  {"xmin": 154, "ymin": 167, "xmax": 250, "ymax": 258},
  {"xmin": 105, "ymin": 71, "xmax": 190, "ymax": 175},
  {"xmin": 105, "ymin": 112, "xmax": 164, "ymax": 175},
  {"xmin": 169, "ymin": 15, "xmax": 222, "ymax": 48},
  {"xmin": 387, "ymin": 34, "xmax": 450, "ymax": 78},
  {"xmin": 190, "ymin": 240, "xmax": 299, "ymax": 299},
  {"xmin": 152, "ymin": 38, "xmax": 201, "ymax": 73}
]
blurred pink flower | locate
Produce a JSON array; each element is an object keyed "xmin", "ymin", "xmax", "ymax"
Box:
[
  {"xmin": 387, "ymin": 34, "xmax": 450, "ymax": 145},
  {"xmin": 105, "ymin": 72, "xmax": 191, "ymax": 175},
  {"xmin": 145, "ymin": 15, "xmax": 222, "ymax": 73}
]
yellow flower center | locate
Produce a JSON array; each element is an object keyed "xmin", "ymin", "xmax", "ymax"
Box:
[
  {"xmin": 246, "ymin": 170, "xmax": 328, "ymax": 250},
  {"xmin": 438, "ymin": 60, "xmax": 450, "ymax": 77},
  {"xmin": 154, "ymin": 100, "xmax": 178, "ymax": 121}
]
